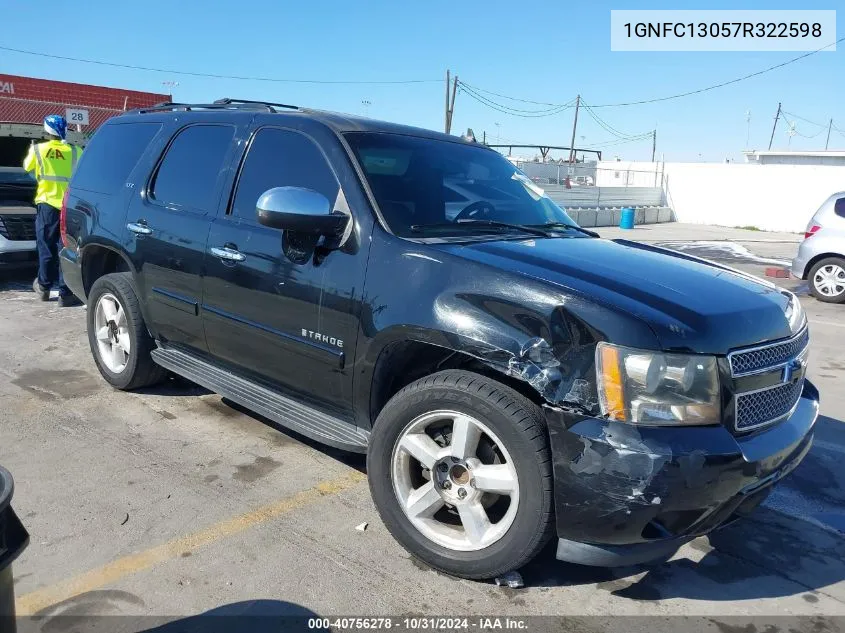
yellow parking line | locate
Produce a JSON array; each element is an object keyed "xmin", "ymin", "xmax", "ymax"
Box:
[{"xmin": 16, "ymin": 470, "xmax": 366, "ymax": 616}]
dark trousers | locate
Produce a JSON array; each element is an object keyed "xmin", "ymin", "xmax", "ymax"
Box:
[{"xmin": 35, "ymin": 203, "xmax": 70, "ymax": 297}]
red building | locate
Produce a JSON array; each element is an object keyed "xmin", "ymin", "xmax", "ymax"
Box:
[
  {"xmin": 0, "ymin": 74, "xmax": 169, "ymax": 164},
  {"xmin": 0, "ymin": 73, "xmax": 169, "ymax": 131}
]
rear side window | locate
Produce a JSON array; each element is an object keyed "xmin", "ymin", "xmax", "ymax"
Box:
[
  {"xmin": 230, "ymin": 128, "xmax": 339, "ymax": 221},
  {"xmin": 835, "ymin": 197, "xmax": 845, "ymax": 218},
  {"xmin": 151, "ymin": 125, "xmax": 234, "ymax": 211},
  {"xmin": 72, "ymin": 122, "xmax": 161, "ymax": 194}
]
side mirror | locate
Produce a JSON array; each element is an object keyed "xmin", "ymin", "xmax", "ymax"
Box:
[{"xmin": 256, "ymin": 187, "xmax": 348, "ymax": 238}]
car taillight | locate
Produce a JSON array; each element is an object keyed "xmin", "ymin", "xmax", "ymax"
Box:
[
  {"xmin": 804, "ymin": 224, "xmax": 821, "ymax": 239},
  {"xmin": 60, "ymin": 189, "xmax": 69, "ymax": 247}
]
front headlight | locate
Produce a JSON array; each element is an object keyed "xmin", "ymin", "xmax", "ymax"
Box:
[{"xmin": 595, "ymin": 343, "xmax": 721, "ymax": 426}]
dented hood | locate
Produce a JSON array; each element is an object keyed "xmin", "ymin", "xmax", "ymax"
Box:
[{"xmin": 434, "ymin": 236, "xmax": 794, "ymax": 354}]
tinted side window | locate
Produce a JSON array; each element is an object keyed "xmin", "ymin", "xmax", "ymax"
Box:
[
  {"xmin": 151, "ymin": 125, "xmax": 234, "ymax": 211},
  {"xmin": 72, "ymin": 122, "xmax": 161, "ymax": 194},
  {"xmin": 230, "ymin": 128, "xmax": 339, "ymax": 221},
  {"xmin": 835, "ymin": 197, "xmax": 845, "ymax": 218}
]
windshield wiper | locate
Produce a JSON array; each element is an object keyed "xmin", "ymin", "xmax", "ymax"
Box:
[
  {"xmin": 526, "ymin": 222, "xmax": 600, "ymax": 238},
  {"xmin": 410, "ymin": 219, "xmax": 552, "ymax": 238}
]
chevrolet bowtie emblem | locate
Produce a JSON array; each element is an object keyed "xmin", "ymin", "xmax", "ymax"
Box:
[{"xmin": 782, "ymin": 357, "xmax": 805, "ymax": 384}]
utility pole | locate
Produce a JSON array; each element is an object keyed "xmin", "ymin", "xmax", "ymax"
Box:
[
  {"xmin": 482, "ymin": 130, "xmax": 486, "ymax": 144},
  {"xmin": 567, "ymin": 95, "xmax": 581, "ymax": 164},
  {"xmin": 447, "ymin": 75, "xmax": 458, "ymax": 134},
  {"xmin": 745, "ymin": 110, "xmax": 752, "ymax": 148},
  {"xmin": 767, "ymin": 102, "xmax": 781, "ymax": 150},
  {"xmin": 651, "ymin": 129, "xmax": 657, "ymax": 162},
  {"xmin": 566, "ymin": 95, "xmax": 581, "ymax": 187},
  {"xmin": 443, "ymin": 70, "xmax": 459, "ymax": 134},
  {"xmin": 826, "ymin": 118, "xmax": 833, "ymax": 150},
  {"xmin": 445, "ymin": 70, "xmax": 451, "ymax": 133}
]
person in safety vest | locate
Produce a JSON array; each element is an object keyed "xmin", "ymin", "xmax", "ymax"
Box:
[{"xmin": 23, "ymin": 115, "xmax": 83, "ymax": 307}]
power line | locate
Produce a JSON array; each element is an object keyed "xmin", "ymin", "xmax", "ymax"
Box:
[
  {"xmin": 460, "ymin": 36, "xmax": 844, "ymax": 109},
  {"xmin": 459, "ymin": 82, "xmax": 576, "ymax": 116},
  {"xmin": 459, "ymin": 83, "xmax": 575, "ymax": 118},
  {"xmin": 460, "ymin": 82, "xmax": 574, "ymax": 115},
  {"xmin": 580, "ymin": 101, "xmax": 651, "ymax": 140},
  {"xmin": 457, "ymin": 81, "xmax": 567, "ymax": 107},
  {"xmin": 0, "ymin": 45, "xmax": 441, "ymax": 85},
  {"xmin": 582, "ymin": 134, "xmax": 654, "ymax": 149},
  {"xmin": 590, "ymin": 37, "xmax": 843, "ymax": 107},
  {"xmin": 782, "ymin": 109, "xmax": 828, "ymax": 128},
  {"xmin": 790, "ymin": 125, "xmax": 825, "ymax": 139}
]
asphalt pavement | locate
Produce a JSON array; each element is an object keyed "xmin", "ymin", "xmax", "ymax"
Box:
[{"xmin": 0, "ymin": 224, "xmax": 843, "ymax": 630}]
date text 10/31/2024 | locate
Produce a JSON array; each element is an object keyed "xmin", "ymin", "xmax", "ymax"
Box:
[{"xmin": 307, "ymin": 617, "xmax": 529, "ymax": 630}]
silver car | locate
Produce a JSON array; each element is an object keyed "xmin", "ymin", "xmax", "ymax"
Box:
[{"xmin": 791, "ymin": 191, "xmax": 845, "ymax": 303}]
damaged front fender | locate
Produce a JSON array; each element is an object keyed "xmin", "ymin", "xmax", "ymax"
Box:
[{"xmin": 355, "ymin": 233, "xmax": 662, "ymax": 425}]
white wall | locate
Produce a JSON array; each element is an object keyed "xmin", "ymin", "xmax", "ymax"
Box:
[{"xmin": 596, "ymin": 160, "xmax": 845, "ymax": 232}]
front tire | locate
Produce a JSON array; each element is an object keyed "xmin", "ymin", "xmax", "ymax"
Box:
[
  {"xmin": 87, "ymin": 273, "xmax": 167, "ymax": 390},
  {"xmin": 808, "ymin": 257, "xmax": 845, "ymax": 303},
  {"xmin": 367, "ymin": 370, "xmax": 554, "ymax": 579}
]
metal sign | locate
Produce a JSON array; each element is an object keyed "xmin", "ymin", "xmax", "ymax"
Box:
[
  {"xmin": 567, "ymin": 166, "xmax": 575, "ymax": 176},
  {"xmin": 65, "ymin": 108, "xmax": 90, "ymax": 126}
]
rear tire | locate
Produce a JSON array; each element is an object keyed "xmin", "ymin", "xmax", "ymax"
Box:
[
  {"xmin": 808, "ymin": 257, "xmax": 845, "ymax": 303},
  {"xmin": 367, "ymin": 370, "xmax": 554, "ymax": 579},
  {"xmin": 87, "ymin": 272, "xmax": 167, "ymax": 390}
]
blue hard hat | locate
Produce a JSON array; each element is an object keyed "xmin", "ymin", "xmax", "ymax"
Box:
[{"xmin": 44, "ymin": 114, "xmax": 67, "ymax": 140}]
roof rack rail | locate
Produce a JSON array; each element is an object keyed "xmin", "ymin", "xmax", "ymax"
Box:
[
  {"xmin": 214, "ymin": 98, "xmax": 299, "ymax": 111},
  {"xmin": 129, "ymin": 99, "xmax": 299, "ymax": 115}
]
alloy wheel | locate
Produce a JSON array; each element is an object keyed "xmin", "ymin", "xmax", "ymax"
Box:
[
  {"xmin": 391, "ymin": 410, "xmax": 520, "ymax": 551},
  {"xmin": 94, "ymin": 293, "xmax": 131, "ymax": 373}
]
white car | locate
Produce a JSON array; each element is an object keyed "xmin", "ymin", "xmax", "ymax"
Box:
[
  {"xmin": 791, "ymin": 192, "xmax": 845, "ymax": 303},
  {"xmin": 0, "ymin": 168, "xmax": 37, "ymax": 272}
]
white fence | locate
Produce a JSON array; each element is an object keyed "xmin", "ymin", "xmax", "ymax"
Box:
[
  {"xmin": 544, "ymin": 185, "xmax": 664, "ymax": 208},
  {"xmin": 597, "ymin": 160, "xmax": 845, "ymax": 233}
]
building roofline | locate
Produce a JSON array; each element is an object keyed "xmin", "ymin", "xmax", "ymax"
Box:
[{"xmin": 743, "ymin": 149, "xmax": 845, "ymax": 158}]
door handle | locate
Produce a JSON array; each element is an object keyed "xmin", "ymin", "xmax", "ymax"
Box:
[
  {"xmin": 127, "ymin": 222, "xmax": 152, "ymax": 235},
  {"xmin": 210, "ymin": 246, "xmax": 246, "ymax": 263}
]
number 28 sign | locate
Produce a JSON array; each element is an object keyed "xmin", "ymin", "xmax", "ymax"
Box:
[{"xmin": 65, "ymin": 108, "xmax": 90, "ymax": 126}]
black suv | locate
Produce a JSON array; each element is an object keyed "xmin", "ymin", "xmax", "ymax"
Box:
[{"xmin": 60, "ymin": 99, "xmax": 818, "ymax": 579}]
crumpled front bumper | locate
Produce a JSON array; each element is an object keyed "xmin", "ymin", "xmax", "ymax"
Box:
[{"xmin": 544, "ymin": 379, "xmax": 819, "ymax": 567}]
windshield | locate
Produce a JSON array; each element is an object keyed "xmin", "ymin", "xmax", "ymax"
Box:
[{"xmin": 345, "ymin": 132, "xmax": 577, "ymax": 238}]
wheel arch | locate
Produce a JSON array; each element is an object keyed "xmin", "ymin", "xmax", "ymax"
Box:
[
  {"xmin": 804, "ymin": 252, "xmax": 845, "ymax": 279},
  {"xmin": 80, "ymin": 244, "xmax": 156, "ymax": 336},
  {"xmin": 367, "ymin": 337, "xmax": 547, "ymax": 429},
  {"xmin": 81, "ymin": 243, "xmax": 135, "ymax": 298}
]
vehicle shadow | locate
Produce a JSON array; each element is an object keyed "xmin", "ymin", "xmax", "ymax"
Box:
[
  {"xmin": 520, "ymin": 507, "xmax": 845, "ymax": 602},
  {"xmin": 217, "ymin": 397, "xmax": 367, "ymax": 472},
  {"xmin": 141, "ymin": 599, "xmax": 321, "ymax": 633},
  {"xmin": 133, "ymin": 374, "xmax": 213, "ymax": 398},
  {"xmin": 0, "ymin": 268, "xmax": 37, "ymax": 293},
  {"xmin": 19, "ymin": 597, "xmax": 320, "ymax": 633},
  {"xmin": 134, "ymin": 374, "xmax": 366, "ymax": 472}
]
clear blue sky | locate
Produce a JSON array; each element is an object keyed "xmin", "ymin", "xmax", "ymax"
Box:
[{"xmin": 2, "ymin": 0, "xmax": 842, "ymax": 161}]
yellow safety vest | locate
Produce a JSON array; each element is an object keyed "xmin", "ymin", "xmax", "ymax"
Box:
[{"xmin": 22, "ymin": 140, "xmax": 82, "ymax": 208}]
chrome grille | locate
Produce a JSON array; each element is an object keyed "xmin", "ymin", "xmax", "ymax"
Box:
[
  {"xmin": 729, "ymin": 327, "xmax": 809, "ymax": 376},
  {"xmin": 735, "ymin": 380, "xmax": 804, "ymax": 431},
  {"xmin": 0, "ymin": 215, "xmax": 36, "ymax": 241},
  {"xmin": 730, "ymin": 326, "xmax": 809, "ymax": 432}
]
